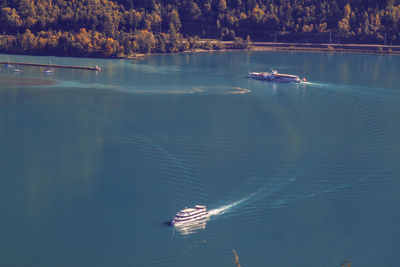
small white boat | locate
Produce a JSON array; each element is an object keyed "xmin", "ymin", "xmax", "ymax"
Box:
[
  {"xmin": 171, "ymin": 205, "xmax": 209, "ymax": 226},
  {"xmin": 248, "ymin": 69, "xmax": 305, "ymax": 83},
  {"xmin": 43, "ymin": 58, "xmax": 53, "ymax": 74},
  {"xmin": 43, "ymin": 68, "xmax": 53, "ymax": 74},
  {"xmin": 13, "ymin": 66, "xmax": 22, "ymax": 73}
]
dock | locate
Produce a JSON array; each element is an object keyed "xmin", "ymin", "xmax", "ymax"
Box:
[{"xmin": 0, "ymin": 61, "xmax": 102, "ymax": 71}]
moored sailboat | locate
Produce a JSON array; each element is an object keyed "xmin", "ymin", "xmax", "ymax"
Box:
[
  {"xmin": 13, "ymin": 65, "xmax": 22, "ymax": 72},
  {"xmin": 43, "ymin": 58, "xmax": 53, "ymax": 74}
]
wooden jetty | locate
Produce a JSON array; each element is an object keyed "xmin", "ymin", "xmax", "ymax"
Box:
[{"xmin": 0, "ymin": 61, "xmax": 102, "ymax": 71}]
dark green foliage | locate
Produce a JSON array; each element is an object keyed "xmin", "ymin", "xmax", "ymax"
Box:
[{"xmin": 1, "ymin": 0, "xmax": 400, "ymax": 57}]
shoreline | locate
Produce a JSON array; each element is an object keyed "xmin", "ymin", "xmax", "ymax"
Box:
[
  {"xmin": 126, "ymin": 41, "xmax": 400, "ymax": 60},
  {"xmin": 248, "ymin": 42, "xmax": 400, "ymax": 54},
  {"xmin": 2, "ymin": 41, "xmax": 398, "ymax": 64}
]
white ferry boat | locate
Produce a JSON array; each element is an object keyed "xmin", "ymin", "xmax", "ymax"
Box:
[
  {"xmin": 248, "ymin": 69, "xmax": 305, "ymax": 83},
  {"xmin": 171, "ymin": 205, "xmax": 209, "ymax": 226}
]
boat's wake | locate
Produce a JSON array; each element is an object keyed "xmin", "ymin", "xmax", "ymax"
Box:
[
  {"xmin": 171, "ymin": 176, "xmax": 299, "ymax": 235},
  {"xmin": 208, "ymin": 194, "xmax": 254, "ymax": 216},
  {"xmin": 300, "ymin": 81, "xmax": 328, "ymax": 87}
]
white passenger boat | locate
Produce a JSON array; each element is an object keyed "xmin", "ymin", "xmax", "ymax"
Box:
[
  {"xmin": 248, "ymin": 69, "xmax": 305, "ymax": 83},
  {"xmin": 171, "ymin": 205, "xmax": 209, "ymax": 226}
]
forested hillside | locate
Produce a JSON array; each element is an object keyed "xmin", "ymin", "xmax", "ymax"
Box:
[{"xmin": 1, "ymin": 0, "xmax": 400, "ymax": 57}]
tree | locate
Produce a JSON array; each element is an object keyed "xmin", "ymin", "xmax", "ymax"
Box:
[
  {"xmin": 20, "ymin": 29, "xmax": 38, "ymax": 52},
  {"xmin": 218, "ymin": 0, "xmax": 227, "ymax": 12},
  {"xmin": 338, "ymin": 4, "xmax": 352, "ymax": 37},
  {"xmin": 0, "ymin": 7, "xmax": 22, "ymax": 33},
  {"xmin": 103, "ymin": 37, "xmax": 119, "ymax": 56},
  {"xmin": 134, "ymin": 29, "xmax": 155, "ymax": 53},
  {"xmin": 168, "ymin": 9, "xmax": 181, "ymax": 32}
]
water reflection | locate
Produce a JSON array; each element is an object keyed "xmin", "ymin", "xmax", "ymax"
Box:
[{"xmin": 173, "ymin": 217, "xmax": 209, "ymax": 236}]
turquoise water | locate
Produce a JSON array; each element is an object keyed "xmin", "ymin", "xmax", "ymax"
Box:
[{"xmin": 1, "ymin": 51, "xmax": 400, "ymax": 266}]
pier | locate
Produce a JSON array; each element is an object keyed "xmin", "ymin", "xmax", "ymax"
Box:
[{"xmin": 0, "ymin": 61, "xmax": 102, "ymax": 71}]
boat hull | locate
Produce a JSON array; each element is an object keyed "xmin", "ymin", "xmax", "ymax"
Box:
[
  {"xmin": 248, "ymin": 72, "xmax": 301, "ymax": 83},
  {"xmin": 171, "ymin": 212, "xmax": 210, "ymax": 226}
]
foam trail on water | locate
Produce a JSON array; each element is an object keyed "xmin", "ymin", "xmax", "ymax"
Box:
[
  {"xmin": 208, "ymin": 175, "xmax": 298, "ymax": 217},
  {"xmin": 301, "ymin": 81, "xmax": 329, "ymax": 87},
  {"xmin": 208, "ymin": 191, "xmax": 260, "ymax": 216}
]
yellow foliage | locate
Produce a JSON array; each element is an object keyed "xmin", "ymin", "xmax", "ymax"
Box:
[
  {"xmin": 227, "ymin": 14, "xmax": 236, "ymax": 25},
  {"xmin": 344, "ymin": 4, "xmax": 351, "ymax": 19},
  {"xmin": 218, "ymin": 0, "xmax": 227, "ymax": 11},
  {"xmin": 317, "ymin": 22, "xmax": 327, "ymax": 32},
  {"xmin": 251, "ymin": 7, "xmax": 265, "ymax": 22},
  {"xmin": 152, "ymin": 13, "xmax": 161, "ymax": 24},
  {"xmin": 87, "ymin": 42, "xmax": 94, "ymax": 53},
  {"xmin": 302, "ymin": 24, "xmax": 313, "ymax": 32},
  {"xmin": 39, "ymin": 37, "xmax": 47, "ymax": 48}
]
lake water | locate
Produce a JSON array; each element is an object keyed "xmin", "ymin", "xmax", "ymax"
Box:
[{"xmin": 0, "ymin": 51, "xmax": 399, "ymax": 266}]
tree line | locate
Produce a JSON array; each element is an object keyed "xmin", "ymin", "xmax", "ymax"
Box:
[{"xmin": 0, "ymin": 0, "xmax": 400, "ymax": 57}]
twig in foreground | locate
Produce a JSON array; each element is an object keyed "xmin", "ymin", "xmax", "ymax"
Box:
[{"xmin": 232, "ymin": 249, "xmax": 241, "ymax": 267}]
